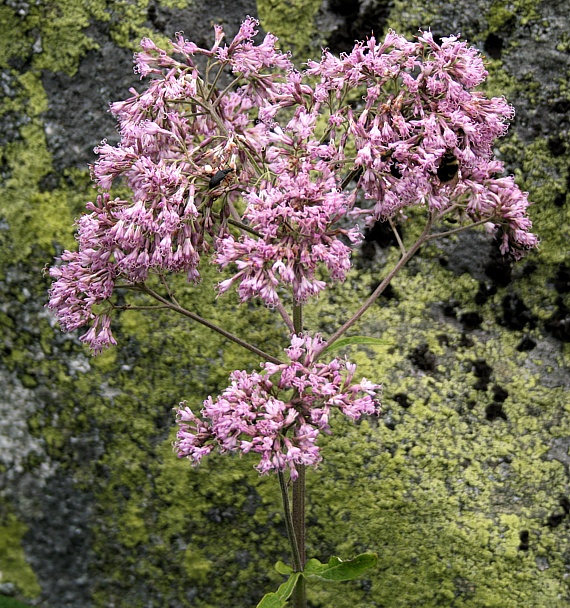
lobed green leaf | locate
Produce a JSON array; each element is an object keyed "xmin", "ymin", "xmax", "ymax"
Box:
[
  {"xmin": 256, "ymin": 572, "xmax": 301, "ymax": 608},
  {"xmin": 304, "ymin": 552, "xmax": 378, "ymax": 581}
]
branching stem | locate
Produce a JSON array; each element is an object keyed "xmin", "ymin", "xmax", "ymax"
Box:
[
  {"xmin": 425, "ymin": 216, "xmax": 494, "ymax": 240},
  {"xmin": 227, "ymin": 216, "xmax": 261, "ymax": 237},
  {"xmin": 317, "ymin": 213, "xmax": 435, "ymax": 359},
  {"xmin": 389, "ymin": 217, "xmax": 407, "ymax": 255},
  {"xmin": 275, "ymin": 300, "xmax": 295, "ymax": 334},
  {"xmin": 138, "ymin": 285, "xmax": 283, "ymax": 364}
]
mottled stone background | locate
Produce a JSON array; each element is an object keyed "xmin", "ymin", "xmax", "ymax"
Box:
[{"xmin": 0, "ymin": 0, "xmax": 569, "ymax": 606}]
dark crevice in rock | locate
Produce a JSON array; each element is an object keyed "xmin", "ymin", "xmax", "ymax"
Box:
[
  {"xmin": 485, "ymin": 402, "xmax": 508, "ymax": 421},
  {"xmin": 471, "ymin": 359, "xmax": 492, "ymax": 391},
  {"xmin": 484, "ymin": 33, "xmax": 504, "ymax": 59},
  {"xmin": 492, "ymin": 385, "xmax": 509, "ymax": 403},
  {"xmin": 553, "ymin": 264, "xmax": 570, "ymax": 294},
  {"xmin": 364, "ymin": 220, "xmax": 401, "ymax": 249},
  {"xmin": 474, "ymin": 282, "xmax": 497, "ymax": 305},
  {"xmin": 326, "ymin": 0, "xmax": 392, "ymax": 55},
  {"xmin": 410, "ymin": 343, "xmax": 437, "ymax": 372},
  {"xmin": 518, "ymin": 530, "xmax": 529, "ymax": 551},
  {"xmin": 484, "ymin": 243, "xmax": 513, "ymax": 287},
  {"xmin": 499, "ymin": 293, "xmax": 537, "ymax": 331},
  {"xmin": 460, "ymin": 312, "xmax": 483, "ymax": 330},
  {"xmin": 544, "ymin": 298, "xmax": 570, "ymax": 342},
  {"xmin": 393, "ymin": 393, "xmax": 412, "ymax": 409},
  {"xmin": 516, "ymin": 335, "xmax": 537, "ymax": 351},
  {"xmin": 546, "ymin": 498, "xmax": 570, "ymax": 528}
]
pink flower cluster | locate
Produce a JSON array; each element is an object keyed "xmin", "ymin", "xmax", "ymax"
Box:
[
  {"xmin": 47, "ymin": 19, "xmax": 539, "ymax": 354},
  {"xmin": 47, "ymin": 18, "xmax": 296, "ymax": 351},
  {"xmin": 174, "ymin": 335, "xmax": 380, "ymax": 479},
  {"xmin": 306, "ymin": 30, "xmax": 538, "ymax": 257},
  {"xmin": 216, "ymin": 148, "xmax": 361, "ymax": 306}
]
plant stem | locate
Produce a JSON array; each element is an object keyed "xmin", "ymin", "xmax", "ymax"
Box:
[
  {"xmin": 293, "ymin": 303, "xmax": 303, "ymax": 336},
  {"xmin": 291, "ymin": 468, "xmax": 307, "ymax": 607},
  {"xmin": 278, "ymin": 471, "xmax": 302, "ymax": 572},
  {"xmin": 292, "ymin": 465, "xmax": 306, "ymax": 569},
  {"xmin": 317, "ymin": 213, "xmax": 434, "ymax": 359},
  {"xmin": 275, "ymin": 299, "xmax": 295, "ymax": 334},
  {"xmin": 291, "ymin": 302, "xmax": 307, "ymax": 608},
  {"xmin": 424, "ymin": 215, "xmax": 495, "ymax": 240},
  {"xmin": 139, "ymin": 285, "xmax": 283, "ymax": 365},
  {"xmin": 389, "ymin": 217, "xmax": 407, "ymax": 255},
  {"xmin": 227, "ymin": 217, "xmax": 261, "ymax": 237}
]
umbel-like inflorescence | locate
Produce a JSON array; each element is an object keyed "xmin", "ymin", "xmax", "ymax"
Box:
[
  {"xmin": 47, "ymin": 19, "xmax": 538, "ymax": 478},
  {"xmin": 47, "ymin": 18, "xmax": 537, "ymax": 355},
  {"xmin": 174, "ymin": 335, "xmax": 380, "ymax": 479},
  {"xmin": 306, "ymin": 31, "xmax": 538, "ymax": 257}
]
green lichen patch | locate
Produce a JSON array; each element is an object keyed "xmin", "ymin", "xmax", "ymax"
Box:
[
  {"xmin": 387, "ymin": 0, "xmax": 438, "ymax": 38},
  {"xmin": 257, "ymin": 0, "xmax": 322, "ymax": 60},
  {"xmin": 1, "ymin": 0, "xmax": 192, "ymax": 75},
  {"xmin": 0, "ymin": 510, "xmax": 41, "ymax": 599},
  {"xmin": 29, "ymin": 262, "xmax": 291, "ymax": 606},
  {"xmin": 0, "ymin": 598, "xmax": 35, "ymax": 608},
  {"xmin": 486, "ymin": 0, "xmax": 541, "ymax": 31},
  {"xmin": 298, "ymin": 253, "xmax": 570, "ymax": 606},
  {"xmin": 0, "ymin": 69, "xmax": 89, "ymax": 266}
]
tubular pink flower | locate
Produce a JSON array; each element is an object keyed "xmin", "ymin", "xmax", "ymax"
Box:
[{"xmin": 174, "ymin": 335, "xmax": 381, "ymax": 479}]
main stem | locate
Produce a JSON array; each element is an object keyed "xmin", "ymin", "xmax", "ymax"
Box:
[
  {"xmin": 292, "ymin": 465, "xmax": 306, "ymax": 568},
  {"xmin": 291, "ymin": 302, "xmax": 307, "ymax": 608},
  {"xmin": 278, "ymin": 471, "xmax": 302, "ymax": 572}
]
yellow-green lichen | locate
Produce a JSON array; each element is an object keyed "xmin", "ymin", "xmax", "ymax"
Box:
[
  {"xmin": 486, "ymin": 1, "xmax": 516, "ymax": 33},
  {"xmin": 298, "ymin": 256, "xmax": 569, "ymax": 606},
  {"xmin": 0, "ymin": 0, "xmax": 193, "ymax": 74},
  {"xmin": 387, "ymin": 0, "xmax": 438, "ymax": 37},
  {"xmin": 2, "ymin": 0, "xmax": 569, "ymax": 606},
  {"xmin": 0, "ymin": 512, "xmax": 41, "ymax": 599},
  {"xmin": 0, "ymin": 69, "xmax": 84, "ymax": 265},
  {"xmin": 492, "ymin": 0, "xmax": 541, "ymax": 29},
  {"xmin": 0, "ymin": 597, "xmax": 35, "ymax": 608},
  {"xmin": 257, "ymin": 0, "xmax": 322, "ymax": 58}
]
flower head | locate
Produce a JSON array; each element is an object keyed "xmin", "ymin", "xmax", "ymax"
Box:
[
  {"xmin": 307, "ymin": 29, "xmax": 537, "ymax": 257},
  {"xmin": 174, "ymin": 335, "xmax": 381, "ymax": 479}
]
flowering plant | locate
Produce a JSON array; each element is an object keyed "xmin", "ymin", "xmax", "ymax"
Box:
[{"xmin": 47, "ymin": 17, "xmax": 537, "ymax": 607}]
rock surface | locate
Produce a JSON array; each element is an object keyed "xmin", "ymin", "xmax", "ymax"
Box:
[{"xmin": 0, "ymin": 0, "xmax": 568, "ymax": 606}]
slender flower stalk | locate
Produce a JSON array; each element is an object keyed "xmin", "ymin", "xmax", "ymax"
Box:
[
  {"xmin": 139, "ymin": 285, "xmax": 283, "ymax": 364},
  {"xmin": 279, "ymin": 471, "xmax": 302, "ymax": 572},
  {"xmin": 316, "ymin": 213, "xmax": 435, "ymax": 358},
  {"xmin": 291, "ymin": 302, "xmax": 307, "ymax": 607}
]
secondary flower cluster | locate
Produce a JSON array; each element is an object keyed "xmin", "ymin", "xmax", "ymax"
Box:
[
  {"xmin": 47, "ymin": 18, "xmax": 296, "ymax": 351},
  {"xmin": 216, "ymin": 135, "xmax": 361, "ymax": 306},
  {"xmin": 306, "ymin": 30, "xmax": 538, "ymax": 257},
  {"xmin": 174, "ymin": 335, "xmax": 380, "ymax": 479}
]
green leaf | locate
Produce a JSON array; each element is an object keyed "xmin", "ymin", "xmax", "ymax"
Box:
[
  {"xmin": 275, "ymin": 561, "xmax": 294, "ymax": 575},
  {"xmin": 304, "ymin": 553, "xmax": 378, "ymax": 581},
  {"xmin": 321, "ymin": 336, "xmax": 391, "ymax": 356},
  {"xmin": 256, "ymin": 572, "xmax": 301, "ymax": 608}
]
